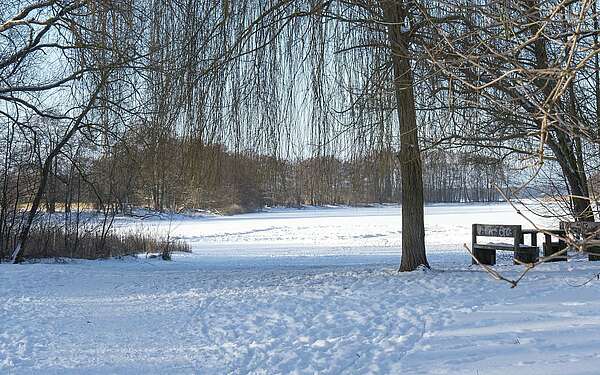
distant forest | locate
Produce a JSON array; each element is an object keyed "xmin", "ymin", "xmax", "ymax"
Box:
[{"xmin": 39, "ymin": 139, "xmax": 507, "ymax": 215}]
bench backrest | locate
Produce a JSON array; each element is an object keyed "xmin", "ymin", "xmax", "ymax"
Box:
[{"xmin": 472, "ymin": 224, "xmax": 522, "ymax": 251}]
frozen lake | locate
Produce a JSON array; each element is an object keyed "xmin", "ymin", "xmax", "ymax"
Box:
[{"xmin": 112, "ymin": 202, "xmax": 544, "ymax": 266}]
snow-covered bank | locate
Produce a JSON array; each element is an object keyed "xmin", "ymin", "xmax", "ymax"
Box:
[{"xmin": 2, "ymin": 203, "xmax": 599, "ymax": 374}]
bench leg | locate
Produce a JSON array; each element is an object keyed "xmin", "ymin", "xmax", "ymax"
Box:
[
  {"xmin": 587, "ymin": 246, "xmax": 600, "ymax": 261},
  {"xmin": 543, "ymin": 242, "xmax": 567, "ymax": 262},
  {"xmin": 515, "ymin": 248, "xmax": 539, "ymax": 265},
  {"xmin": 473, "ymin": 248, "xmax": 496, "ymax": 265}
]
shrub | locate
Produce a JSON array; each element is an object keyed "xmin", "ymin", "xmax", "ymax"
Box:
[{"xmin": 1, "ymin": 223, "xmax": 190, "ymax": 261}]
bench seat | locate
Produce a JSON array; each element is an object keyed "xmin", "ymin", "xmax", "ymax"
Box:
[{"xmin": 474, "ymin": 243, "xmax": 538, "ymax": 250}]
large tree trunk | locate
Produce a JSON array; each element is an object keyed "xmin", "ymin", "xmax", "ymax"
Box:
[
  {"xmin": 546, "ymin": 135, "xmax": 594, "ymax": 222},
  {"xmin": 383, "ymin": 1, "xmax": 429, "ymax": 271}
]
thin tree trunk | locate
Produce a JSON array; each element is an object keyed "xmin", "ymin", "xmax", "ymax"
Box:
[{"xmin": 11, "ymin": 81, "xmax": 103, "ymax": 263}]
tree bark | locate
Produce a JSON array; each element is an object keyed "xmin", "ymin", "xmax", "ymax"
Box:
[
  {"xmin": 594, "ymin": 0, "xmax": 600, "ymax": 147},
  {"xmin": 546, "ymin": 135, "xmax": 594, "ymax": 222},
  {"xmin": 383, "ymin": 1, "xmax": 429, "ymax": 271}
]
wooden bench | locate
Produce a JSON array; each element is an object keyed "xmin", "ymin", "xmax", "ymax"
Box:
[
  {"xmin": 560, "ymin": 221, "xmax": 600, "ymax": 261},
  {"xmin": 472, "ymin": 224, "xmax": 539, "ymax": 265}
]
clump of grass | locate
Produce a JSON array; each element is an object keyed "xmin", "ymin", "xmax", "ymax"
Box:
[{"xmin": 3, "ymin": 224, "xmax": 190, "ymax": 261}]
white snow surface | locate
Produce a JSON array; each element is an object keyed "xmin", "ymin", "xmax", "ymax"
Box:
[{"xmin": 2, "ymin": 203, "xmax": 600, "ymax": 374}]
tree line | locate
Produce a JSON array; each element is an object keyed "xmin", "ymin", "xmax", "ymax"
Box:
[{"xmin": 34, "ymin": 133, "xmax": 507, "ymax": 214}]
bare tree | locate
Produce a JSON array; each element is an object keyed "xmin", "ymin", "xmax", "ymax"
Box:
[
  {"xmin": 425, "ymin": 0, "xmax": 600, "ymax": 222},
  {"xmin": 1, "ymin": 1, "xmax": 145, "ymax": 262}
]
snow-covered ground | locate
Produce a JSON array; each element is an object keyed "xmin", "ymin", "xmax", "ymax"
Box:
[{"xmin": 2, "ymin": 203, "xmax": 600, "ymax": 374}]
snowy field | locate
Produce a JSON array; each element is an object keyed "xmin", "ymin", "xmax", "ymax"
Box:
[{"xmin": 2, "ymin": 203, "xmax": 600, "ymax": 374}]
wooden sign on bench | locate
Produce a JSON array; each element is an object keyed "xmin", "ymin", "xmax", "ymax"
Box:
[{"xmin": 475, "ymin": 224, "xmax": 518, "ymax": 238}]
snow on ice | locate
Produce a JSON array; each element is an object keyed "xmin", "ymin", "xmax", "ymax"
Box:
[{"xmin": 1, "ymin": 203, "xmax": 600, "ymax": 374}]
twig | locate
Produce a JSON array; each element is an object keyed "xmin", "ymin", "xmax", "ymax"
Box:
[
  {"xmin": 464, "ymin": 243, "xmax": 519, "ymax": 288},
  {"xmin": 567, "ymin": 272, "xmax": 600, "ymax": 288}
]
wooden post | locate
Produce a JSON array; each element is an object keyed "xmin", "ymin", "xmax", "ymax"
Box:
[
  {"xmin": 588, "ymin": 246, "xmax": 600, "ymax": 261},
  {"xmin": 472, "ymin": 224, "xmax": 478, "ymax": 265},
  {"xmin": 479, "ymin": 249, "xmax": 496, "ymax": 265},
  {"xmin": 543, "ymin": 232, "xmax": 567, "ymax": 262}
]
